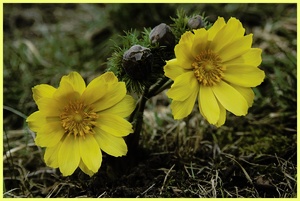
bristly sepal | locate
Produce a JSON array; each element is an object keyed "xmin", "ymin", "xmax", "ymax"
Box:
[
  {"xmin": 107, "ymin": 10, "xmax": 211, "ymax": 95},
  {"xmin": 107, "ymin": 29, "xmax": 167, "ymax": 94}
]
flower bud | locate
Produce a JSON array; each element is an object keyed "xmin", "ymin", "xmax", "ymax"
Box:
[
  {"xmin": 122, "ymin": 45, "xmax": 153, "ymax": 80},
  {"xmin": 188, "ymin": 15, "xmax": 205, "ymax": 29},
  {"xmin": 149, "ymin": 23, "xmax": 175, "ymax": 48}
]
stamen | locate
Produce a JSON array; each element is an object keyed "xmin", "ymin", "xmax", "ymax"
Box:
[
  {"xmin": 192, "ymin": 50, "xmax": 226, "ymax": 86},
  {"xmin": 60, "ymin": 101, "xmax": 98, "ymax": 138}
]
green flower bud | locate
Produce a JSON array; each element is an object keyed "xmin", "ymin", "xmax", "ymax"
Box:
[
  {"xmin": 149, "ymin": 23, "xmax": 175, "ymax": 48},
  {"xmin": 188, "ymin": 15, "xmax": 204, "ymax": 29},
  {"xmin": 122, "ymin": 45, "xmax": 153, "ymax": 80}
]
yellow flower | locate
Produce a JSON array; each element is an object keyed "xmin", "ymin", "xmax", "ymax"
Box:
[
  {"xmin": 164, "ymin": 17, "xmax": 265, "ymax": 127},
  {"xmin": 26, "ymin": 72, "xmax": 135, "ymax": 176}
]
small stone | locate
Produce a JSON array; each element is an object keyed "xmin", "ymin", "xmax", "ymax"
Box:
[
  {"xmin": 122, "ymin": 45, "xmax": 153, "ymax": 80},
  {"xmin": 188, "ymin": 15, "xmax": 205, "ymax": 29},
  {"xmin": 149, "ymin": 23, "xmax": 175, "ymax": 48}
]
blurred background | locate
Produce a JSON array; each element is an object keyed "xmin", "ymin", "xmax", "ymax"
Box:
[{"xmin": 3, "ymin": 3, "xmax": 297, "ymax": 198}]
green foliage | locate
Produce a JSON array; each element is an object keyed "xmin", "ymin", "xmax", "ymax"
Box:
[
  {"xmin": 170, "ymin": 9, "xmax": 189, "ymax": 42},
  {"xmin": 170, "ymin": 9, "xmax": 211, "ymax": 43},
  {"xmin": 106, "ymin": 29, "xmax": 159, "ymax": 94},
  {"xmin": 107, "ymin": 9, "xmax": 212, "ymax": 95},
  {"xmin": 106, "ymin": 26, "xmax": 176, "ymax": 95}
]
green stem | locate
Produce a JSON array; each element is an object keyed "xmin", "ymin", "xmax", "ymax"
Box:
[
  {"xmin": 148, "ymin": 77, "xmax": 169, "ymax": 96},
  {"xmin": 128, "ymin": 99, "xmax": 139, "ymax": 123},
  {"xmin": 127, "ymin": 87, "xmax": 150, "ymax": 153},
  {"xmin": 108, "ymin": 87, "xmax": 151, "ymax": 177},
  {"xmin": 109, "ymin": 77, "xmax": 173, "ymax": 176},
  {"xmin": 149, "ymin": 78, "xmax": 173, "ymax": 97},
  {"xmin": 127, "ymin": 77, "xmax": 172, "ymax": 152}
]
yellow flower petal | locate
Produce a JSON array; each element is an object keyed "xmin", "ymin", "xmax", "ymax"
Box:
[
  {"xmin": 96, "ymin": 114, "xmax": 133, "ymax": 137},
  {"xmin": 79, "ymin": 159, "xmax": 98, "ymax": 177},
  {"xmin": 171, "ymin": 85, "xmax": 199, "ymax": 119},
  {"xmin": 44, "ymin": 141, "xmax": 62, "ymax": 168},
  {"xmin": 100, "ymin": 95, "xmax": 135, "ymax": 118},
  {"xmin": 192, "ymin": 29, "xmax": 209, "ymax": 57},
  {"xmin": 79, "ymin": 134, "xmax": 101, "ymax": 173},
  {"xmin": 58, "ymin": 136, "xmax": 80, "ymax": 176},
  {"xmin": 211, "ymin": 17, "xmax": 245, "ymax": 52},
  {"xmin": 167, "ymin": 71, "xmax": 198, "ymax": 101},
  {"xmin": 163, "ymin": 16, "xmax": 264, "ymax": 126},
  {"xmin": 199, "ymin": 86, "xmax": 220, "ymax": 125},
  {"xmin": 175, "ymin": 31, "xmax": 194, "ymax": 68},
  {"xmin": 36, "ymin": 98, "xmax": 63, "ymax": 117},
  {"xmin": 94, "ymin": 128, "xmax": 128, "ymax": 157},
  {"xmin": 54, "ymin": 81, "xmax": 81, "ymax": 103},
  {"xmin": 92, "ymin": 82, "xmax": 126, "ymax": 112},
  {"xmin": 32, "ymin": 84, "xmax": 56, "ymax": 102},
  {"xmin": 102, "ymin": 71, "xmax": 119, "ymax": 83},
  {"xmin": 215, "ymin": 103, "xmax": 226, "ymax": 127},
  {"xmin": 231, "ymin": 84, "xmax": 255, "ymax": 107},
  {"xmin": 178, "ymin": 30, "xmax": 194, "ymax": 44},
  {"xmin": 81, "ymin": 76, "xmax": 108, "ymax": 105},
  {"xmin": 223, "ymin": 48, "xmax": 262, "ymax": 66},
  {"xmin": 207, "ymin": 17, "xmax": 226, "ymax": 41},
  {"xmin": 35, "ymin": 121, "xmax": 64, "ymax": 147},
  {"xmin": 198, "ymin": 98, "xmax": 226, "ymax": 127},
  {"xmin": 82, "ymin": 72, "xmax": 122, "ymax": 107},
  {"xmin": 198, "ymin": 98, "xmax": 206, "ymax": 119},
  {"xmin": 60, "ymin": 72, "xmax": 86, "ymax": 95},
  {"xmin": 26, "ymin": 111, "xmax": 45, "ymax": 132},
  {"xmin": 224, "ymin": 65, "xmax": 265, "ymax": 87},
  {"xmin": 164, "ymin": 59, "xmax": 190, "ymax": 80},
  {"xmin": 27, "ymin": 70, "xmax": 135, "ymax": 176},
  {"xmin": 212, "ymin": 81, "xmax": 248, "ymax": 116},
  {"xmin": 227, "ymin": 17, "xmax": 245, "ymax": 41},
  {"xmin": 218, "ymin": 34, "xmax": 253, "ymax": 62}
]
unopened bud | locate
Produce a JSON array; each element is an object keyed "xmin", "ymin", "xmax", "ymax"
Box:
[
  {"xmin": 188, "ymin": 15, "xmax": 205, "ymax": 29},
  {"xmin": 149, "ymin": 23, "xmax": 175, "ymax": 48},
  {"xmin": 122, "ymin": 45, "xmax": 153, "ymax": 80}
]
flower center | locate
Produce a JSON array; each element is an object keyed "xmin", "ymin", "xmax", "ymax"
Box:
[
  {"xmin": 60, "ymin": 101, "xmax": 98, "ymax": 138},
  {"xmin": 192, "ymin": 50, "xmax": 225, "ymax": 86}
]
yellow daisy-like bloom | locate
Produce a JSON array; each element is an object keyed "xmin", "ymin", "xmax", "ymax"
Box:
[
  {"xmin": 26, "ymin": 72, "xmax": 135, "ymax": 176},
  {"xmin": 164, "ymin": 17, "xmax": 265, "ymax": 127}
]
